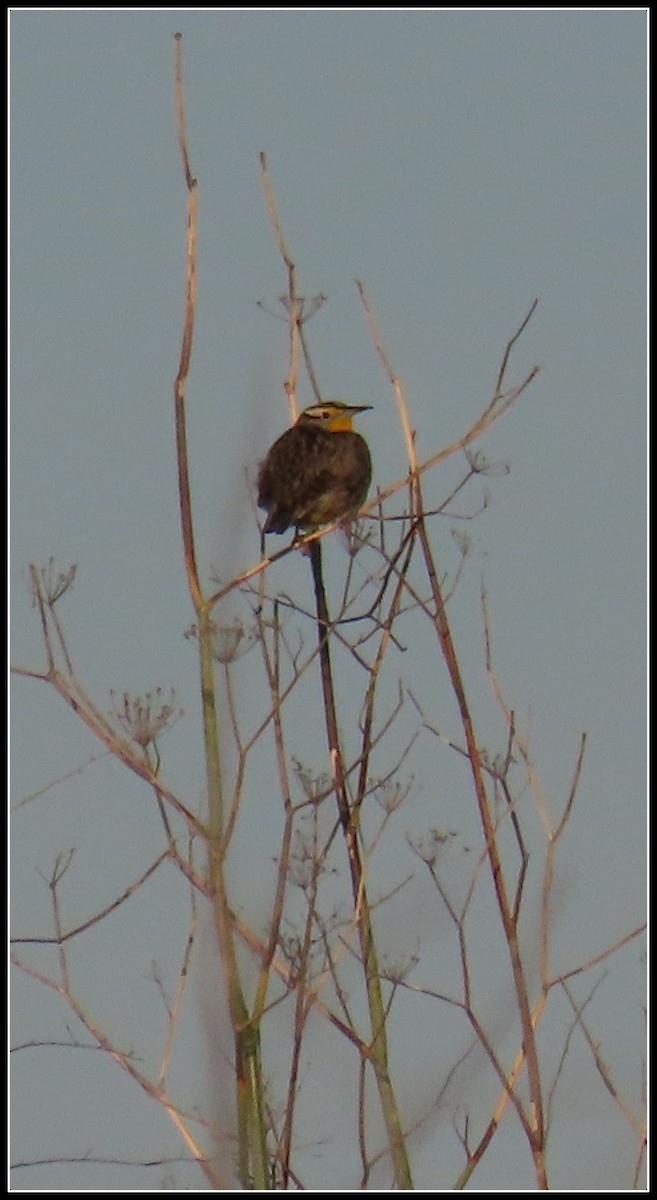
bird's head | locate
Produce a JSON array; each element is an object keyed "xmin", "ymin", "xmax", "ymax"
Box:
[{"xmin": 296, "ymin": 399, "xmax": 372, "ymax": 434}]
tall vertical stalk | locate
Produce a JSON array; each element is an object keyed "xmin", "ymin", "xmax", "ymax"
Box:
[
  {"xmin": 173, "ymin": 35, "xmax": 270, "ymax": 1189},
  {"xmin": 309, "ymin": 540, "xmax": 413, "ymax": 1190}
]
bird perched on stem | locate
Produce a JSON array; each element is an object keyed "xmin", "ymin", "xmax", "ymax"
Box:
[{"xmin": 257, "ymin": 400, "xmax": 372, "ymax": 536}]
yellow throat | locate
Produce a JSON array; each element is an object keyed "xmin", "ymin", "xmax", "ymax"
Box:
[{"xmin": 296, "ymin": 400, "xmax": 372, "ymax": 434}]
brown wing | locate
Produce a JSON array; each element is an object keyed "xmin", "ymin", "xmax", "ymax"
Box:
[{"xmin": 257, "ymin": 427, "xmax": 371, "ymax": 534}]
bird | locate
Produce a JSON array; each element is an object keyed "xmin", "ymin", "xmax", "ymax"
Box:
[{"xmin": 257, "ymin": 400, "xmax": 373, "ymax": 536}]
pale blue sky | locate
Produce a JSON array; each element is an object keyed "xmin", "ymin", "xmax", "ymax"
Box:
[{"xmin": 10, "ymin": 10, "xmax": 646, "ymax": 1191}]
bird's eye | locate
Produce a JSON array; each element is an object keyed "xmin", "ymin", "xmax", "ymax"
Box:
[{"xmin": 321, "ymin": 410, "xmax": 330, "ymax": 420}]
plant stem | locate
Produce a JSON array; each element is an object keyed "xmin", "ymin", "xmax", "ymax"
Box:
[{"xmin": 309, "ymin": 541, "xmax": 413, "ymax": 1189}]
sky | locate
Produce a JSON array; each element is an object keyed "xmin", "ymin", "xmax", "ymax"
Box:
[{"xmin": 10, "ymin": 9, "xmax": 647, "ymax": 1192}]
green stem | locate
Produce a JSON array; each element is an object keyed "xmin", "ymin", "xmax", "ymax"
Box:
[{"xmin": 198, "ymin": 607, "xmax": 271, "ymax": 1189}]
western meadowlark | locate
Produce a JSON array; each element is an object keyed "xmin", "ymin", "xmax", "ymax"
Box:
[{"xmin": 257, "ymin": 400, "xmax": 373, "ymax": 536}]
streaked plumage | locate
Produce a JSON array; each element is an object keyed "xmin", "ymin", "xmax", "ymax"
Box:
[{"xmin": 257, "ymin": 401, "xmax": 372, "ymax": 535}]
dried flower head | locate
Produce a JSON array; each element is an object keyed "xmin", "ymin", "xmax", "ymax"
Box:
[{"xmin": 109, "ymin": 688, "xmax": 183, "ymax": 748}]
